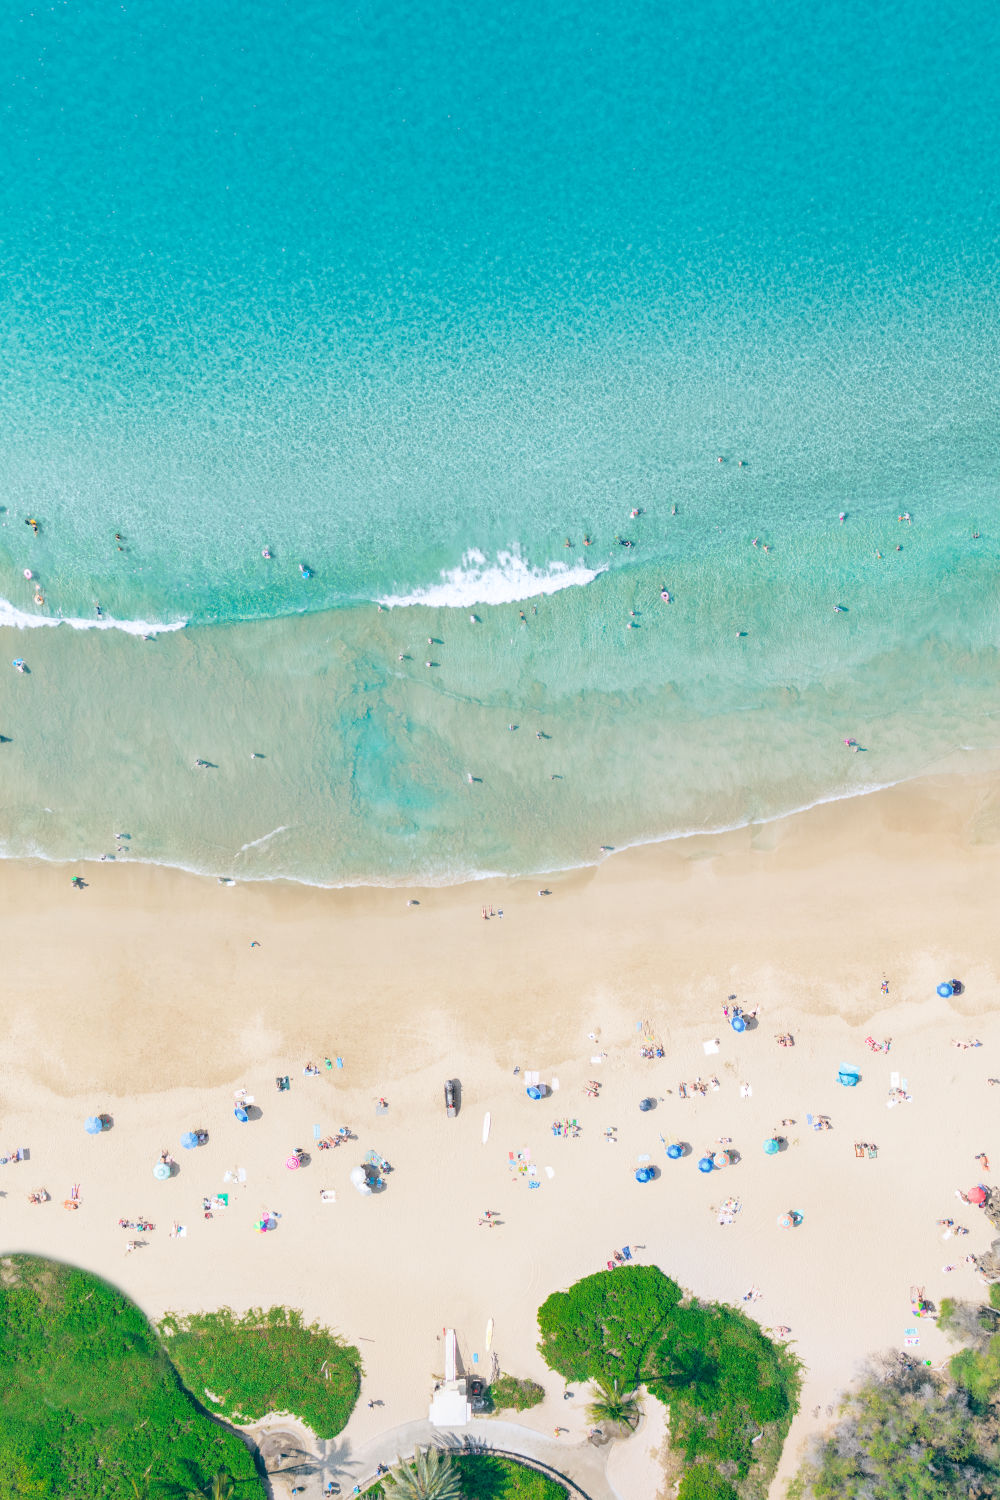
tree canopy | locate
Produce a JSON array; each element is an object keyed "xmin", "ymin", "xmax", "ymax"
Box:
[
  {"xmin": 537, "ymin": 1265, "xmax": 800, "ymax": 1494},
  {"xmin": 0, "ymin": 1255, "xmax": 263, "ymax": 1500}
]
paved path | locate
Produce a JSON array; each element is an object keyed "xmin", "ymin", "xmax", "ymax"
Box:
[{"xmin": 262, "ymin": 1415, "xmax": 622, "ymax": 1499}]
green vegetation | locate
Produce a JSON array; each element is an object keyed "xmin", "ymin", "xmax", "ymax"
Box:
[
  {"xmin": 158, "ymin": 1305, "xmax": 361, "ymax": 1439},
  {"xmin": 453, "ymin": 1455, "xmax": 566, "ymax": 1499},
  {"xmin": 0, "ymin": 1254, "xmax": 263, "ymax": 1500},
  {"xmin": 585, "ymin": 1377, "xmax": 641, "ymax": 1433},
  {"xmin": 366, "ymin": 1452, "xmax": 566, "ymax": 1499},
  {"xmin": 487, "ymin": 1373, "xmax": 546, "ymax": 1412},
  {"xmin": 536, "ymin": 1265, "xmax": 800, "ymax": 1497},
  {"xmin": 789, "ymin": 1352, "xmax": 1000, "ymax": 1497},
  {"xmin": 380, "ymin": 1445, "xmax": 464, "ymax": 1499},
  {"xmin": 791, "ymin": 1281, "xmax": 1000, "ymax": 1499}
]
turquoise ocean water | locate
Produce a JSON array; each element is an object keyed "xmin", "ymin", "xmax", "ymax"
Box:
[{"xmin": 1, "ymin": 0, "xmax": 999, "ymax": 883}]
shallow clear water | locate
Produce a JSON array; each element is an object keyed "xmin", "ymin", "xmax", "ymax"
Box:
[{"xmin": 0, "ymin": 0, "xmax": 998, "ymax": 882}]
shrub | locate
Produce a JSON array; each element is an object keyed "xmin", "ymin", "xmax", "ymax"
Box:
[
  {"xmin": 159, "ymin": 1305, "xmax": 362, "ymax": 1439},
  {"xmin": 0, "ymin": 1254, "xmax": 262, "ymax": 1499},
  {"xmin": 488, "ymin": 1374, "xmax": 546, "ymax": 1412},
  {"xmin": 537, "ymin": 1266, "xmax": 800, "ymax": 1495},
  {"xmin": 677, "ymin": 1465, "xmax": 740, "ymax": 1500}
]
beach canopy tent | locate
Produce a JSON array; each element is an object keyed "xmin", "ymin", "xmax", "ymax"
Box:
[
  {"xmin": 638, "ymin": 1097, "xmax": 654, "ymax": 1112},
  {"xmin": 84, "ymin": 1116, "xmax": 104, "ymax": 1135},
  {"xmin": 969, "ymin": 1186, "xmax": 989, "ymax": 1205},
  {"xmin": 634, "ymin": 1167, "xmax": 654, "ymax": 1184},
  {"xmin": 937, "ymin": 982, "xmax": 954, "ymax": 997},
  {"xmin": 180, "ymin": 1132, "xmax": 199, "ymax": 1150},
  {"xmin": 837, "ymin": 1066, "xmax": 861, "ymax": 1087},
  {"xmin": 666, "ymin": 1142, "xmax": 683, "ymax": 1160},
  {"xmin": 234, "ymin": 1107, "xmax": 249, "ymax": 1123},
  {"xmin": 698, "ymin": 1156, "xmax": 715, "ymax": 1174},
  {"xmin": 350, "ymin": 1165, "xmax": 373, "ymax": 1196},
  {"xmin": 152, "ymin": 1161, "xmax": 171, "ymax": 1181},
  {"xmin": 763, "ymin": 1138, "xmax": 780, "ymax": 1155},
  {"xmin": 526, "ymin": 1086, "xmax": 542, "ymax": 1100},
  {"xmin": 730, "ymin": 1013, "xmax": 746, "ymax": 1033}
]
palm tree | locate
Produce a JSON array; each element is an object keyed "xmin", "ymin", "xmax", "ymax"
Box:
[
  {"xmin": 586, "ymin": 1377, "xmax": 642, "ymax": 1434},
  {"xmin": 379, "ymin": 1445, "xmax": 465, "ymax": 1499},
  {"xmin": 185, "ymin": 1473, "xmax": 238, "ymax": 1500}
]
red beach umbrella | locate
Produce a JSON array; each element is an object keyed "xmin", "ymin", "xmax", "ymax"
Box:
[{"xmin": 968, "ymin": 1185, "xmax": 988, "ymax": 1205}]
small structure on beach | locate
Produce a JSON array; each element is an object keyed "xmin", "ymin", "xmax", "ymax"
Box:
[{"xmin": 429, "ymin": 1327, "xmax": 471, "ymax": 1427}]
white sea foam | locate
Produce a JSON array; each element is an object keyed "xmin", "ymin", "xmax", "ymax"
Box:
[
  {"xmin": 0, "ymin": 596, "xmax": 187, "ymax": 637},
  {"xmin": 235, "ymin": 826, "xmax": 290, "ymax": 856},
  {"xmin": 377, "ymin": 549, "xmax": 606, "ymax": 609}
]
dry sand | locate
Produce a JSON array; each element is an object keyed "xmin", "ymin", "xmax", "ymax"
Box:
[{"xmin": 4, "ymin": 767, "xmax": 1000, "ymax": 1495}]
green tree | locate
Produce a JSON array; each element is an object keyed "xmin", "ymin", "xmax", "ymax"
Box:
[
  {"xmin": 185, "ymin": 1473, "xmax": 241, "ymax": 1500},
  {"xmin": 381, "ymin": 1446, "xmax": 465, "ymax": 1500},
  {"xmin": 585, "ymin": 1377, "xmax": 641, "ymax": 1433},
  {"xmin": 676, "ymin": 1466, "xmax": 739, "ymax": 1500},
  {"xmin": 790, "ymin": 1355, "xmax": 1000, "ymax": 1498}
]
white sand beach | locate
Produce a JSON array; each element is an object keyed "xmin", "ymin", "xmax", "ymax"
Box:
[{"xmin": 4, "ymin": 767, "xmax": 1000, "ymax": 1495}]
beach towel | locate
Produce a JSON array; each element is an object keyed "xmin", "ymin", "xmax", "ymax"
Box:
[
  {"xmin": 551, "ymin": 1077, "xmax": 559, "ymax": 1091},
  {"xmin": 545, "ymin": 1166, "xmax": 555, "ymax": 1179},
  {"xmin": 740, "ymin": 1083, "xmax": 752, "ymax": 1099},
  {"xmin": 703, "ymin": 1039, "xmax": 719, "ymax": 1055},
  {"xmin": 313, "ymin": 1124, "xmax": 321, "ymax": 1139},
  {"xmin": 621, "ymin": 1246, "xmax": 632, "ymax": 1260},
  {"xmin": 336, "ymin": 1057, "xmax": 344, "ymax": 1069}
]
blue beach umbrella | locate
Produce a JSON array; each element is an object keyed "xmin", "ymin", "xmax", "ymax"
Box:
[
  {"xmin": 730, "ymin": 1013, "xmax": 746, "ymax": 1033},
  {"xmin": 152, "ymin": 1161, "xmax": 171, "ymax": 1181},
  {"xmin": 937, "ymin": 982, "xmax": 954, "ymax": 998},
  {"xmin": 180, "ymin": 1131, "xmax": 198, "ymax": 1150},
  {"xmin": 526, "ymin": 1086, "xmax": 542, "ymax": 1100},
  {"xmin": 763, "ymin": 1138, "xmax": 780, "ymax": 1155},
  {"xmin": 837, "ymin": 1066, "xmax": 860, "ymax": 1087},
  {"xmin": 234, "ymin": 1107, "xmax": 249, "ymax": 1123},
  {"xmin": 697, "ymin": 1156, "xmax": 715, "ymax": 1174},
  {"xmin": 635, "ymin": 1167, "xmax": 654, "ymax": 1184},
  {"xmin": 84, "ymin": 1116, "xmax": 103, "ymax": 1135},
  {"xmin": 666, "ymin": 1142, "xmax": 683, "ymax": 1160},
  {"xmin": 638, "ymin": 1097, "xmax": 654, "ymax": 1112}
]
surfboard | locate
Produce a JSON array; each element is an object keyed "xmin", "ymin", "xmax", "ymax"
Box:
[{"xmin": 482, "ymin": 1111, "xmax": 491, "ymax": 1145}]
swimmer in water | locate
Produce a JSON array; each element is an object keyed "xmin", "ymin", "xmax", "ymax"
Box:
[
  {"xmin": 25, "ymin": 518, "xmax": 39, "ymax": 533},
  {"xmin": 833, "ymin": 604, "xmax": 845, "ymax": 613},
  {"xmin": 671, "ymin": 504, "xmax": 677, "ymax": 515},
  {"xmin": 583, "ymin": 535, "xmax": 591, "ymax": 546},
  {"xmin": 299, "ymin": 564, "xmax": 313, "ymax": 578},
  {"xmin": 33, "ymin": 589, "xmax": 43, "ymax": 606},
  {"xmin": 839, "ymin": 512, "xmax": 846, "ymax": 523},
  {"xmin": 630, "ymin": 508, "xmax": 641, "ymax": 519},
  {"xmin": 94, "ymin": 602, "xmax": 102, "ymax": 617},
  {"xmin": 519, "ymin": 610, "xmax": 526, "ymax": 623},
  {"xmin": 262, "ymin": 548, "xmax": 272, "ymax": 559},
  {"xmin": 661, "ymin": 589, "xmax": 672, "ymax": 602},
  {"xmin": 564, "ymin": 538, "xmax": 572, "ymax": 547},
  {"xmin": 752, "ymin": 537, "xmax": 759, "ymax": 548}
]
